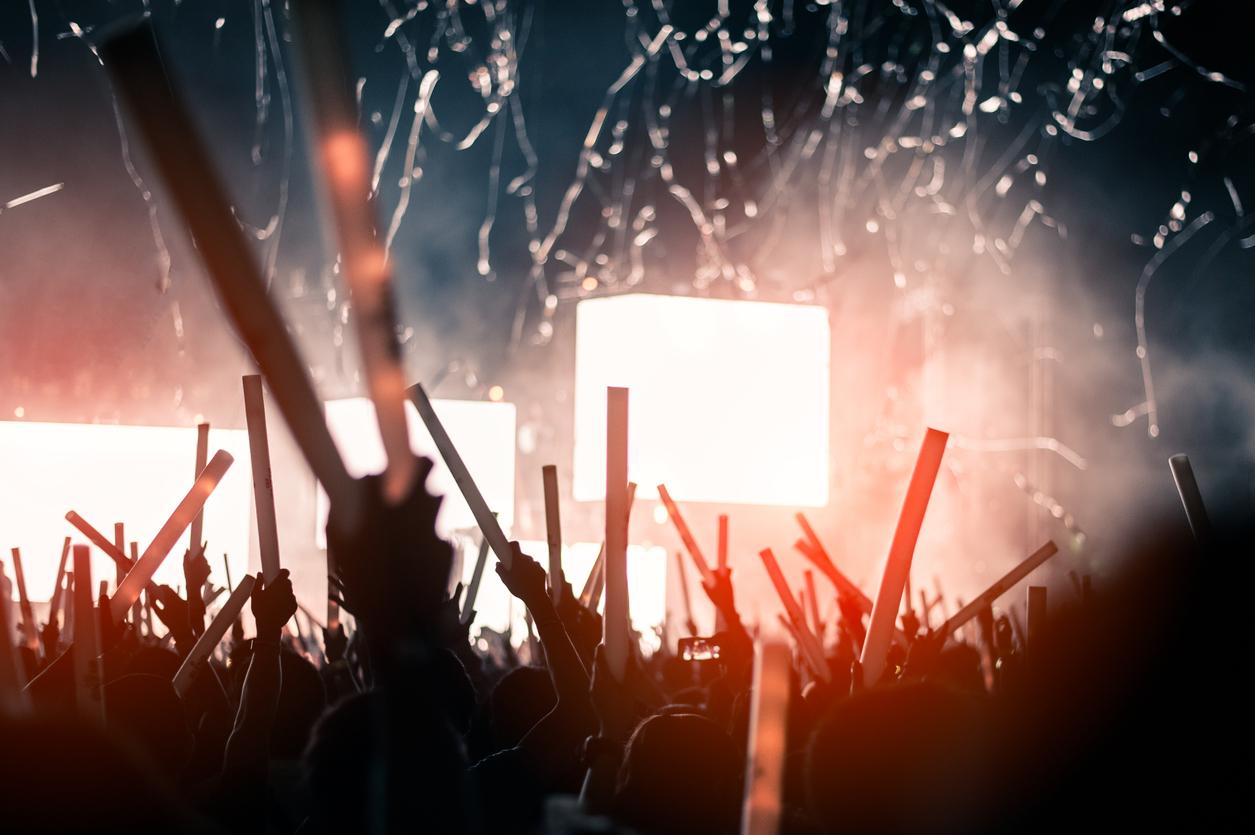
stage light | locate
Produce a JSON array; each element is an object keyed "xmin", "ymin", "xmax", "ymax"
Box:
[
  {"xmin": 315, "ymin": 397, "xmax": 516, "ymax": 547},
  {"xmin": 573, "ymin": 294, "xmax": 830, "ymax": 506},
  {"xmin": 0, "ymin": 420, "xmax": 252, "ymax": 600}
]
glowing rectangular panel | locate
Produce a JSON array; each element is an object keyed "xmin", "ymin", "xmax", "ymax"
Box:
[
  {"xmin": 316, "ymin": 397, "xmax": 516, "ymax": 547},
  {"xmin": 573, "ymin": 294, "xmax": 830, "ymax": 506},
  {"xmin": 0, "ymin": 421, "xmax": 252, "ymax": 601}
]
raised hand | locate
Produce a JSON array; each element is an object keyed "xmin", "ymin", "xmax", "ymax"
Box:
[
  {"xmin": 494, "ymin": 543, "xmax": 548, "ymax": 609},
  {"xmin": 251, "ymin": 568, "xmax": 297, "ymax": 637},
  {"xmin": 184, "ymin": 545, "xmax": 212, "ymax": 594},
  {"xmin": 701, "ymin": 566, "xmax": 737, "ymax": 614}
]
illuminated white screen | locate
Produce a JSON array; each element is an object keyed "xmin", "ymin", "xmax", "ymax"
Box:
[
  {"xmin": 469, "ymin": 540, "xmax": 666, "ymax": 651},
  {"xmin": 573, "ymin": 294, "xmax": 830, "ymax": 506},
  {"xmin": 316, "ymin": 397, "xmax": 516, "ymax": 547},
  {"xmin": 0, "ymin": 421, "xmax": 253, "ymax": 601}
]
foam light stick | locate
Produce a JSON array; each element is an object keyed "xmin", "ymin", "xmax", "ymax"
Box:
[
  {"xmin": 578, "ymin": 546, "xmax": 605, "ymax": 608},
  {"xmin": 0, "ymin": 579, "xmax": 28, "ymax": 712},
  {"xmin": 63, "ymin": 572, "xmax": 75, "ymax": 639},
  {"xmin": 1026, "ymin": 586, "xmax": 1047, "ymax": 655},
  {"xmin": 48, "ymin": 537, "xmax": 72, "ymax": 627},
  {"xmin": 674, "ymin": 551, "xmax": 698, "ymax": 636},
  {"xmin": 172, "ymin": 575, "xmax": 257, "ymax": 697},
  {"xmin": 604, "ymin": 387, "xmax": 630, "ymax": 680},
  {"xmin": 113, "ymin": 523, "xmax": 127, "ymax": 588},
  {"xmin": 71, "ymin": 545, "xmax": 101, "ymax": 717},
  {"xmin": 740, "ymin": 639, "xmax": 791, "ymax": 835},
  {"xmin": 243, "ymin": 375, "xmax": 282, "ymax": 584},
  {"xmin": 409, "ymin": 383, "xmax": 513, "ymax": 568},
  {"xmin": 98, "ymin": 24, "xmax": 358, "ymax": 521},
  {"xmin": 65, "ymin": 512, "xmax": 134, "ymax": 573},
  {"xmin": 938, "ymin": 542, "xmax": 1060, "ymax": 638},
  {"xmin": 794, "ymin": 537, "xmax": 910, "ymax": 648},
  {"xmin": 859, "ymin": 428, "xmax": 948, "ymax": 686},
  {"xmin": 717, "ymin": 514, "xmax": 729, "ymax": 572},
  {"xmin": 459, "ymin": 535, "xmax": 491, "ymax": 625},
  {"xmin": 110, "ymin": 450, "xmax": 235, "ymax": 622},
  {"xmin": 758, "ymin": 549, "xmax": 830, "ymax": 682},
  {"xmin": 290, "ymin": 0, "xmax": 419, "ymax": 503},
  {"xmin": 657, "ymin": 485, "xmax": 716, "ymax": 586},
  {"xmin": 542, "ymin": 465, "xmax": 564, "ymax": 605},
  {"xmin": 189, "ymin": 423, "xmax": 209, "ymax": 554},
  {"xmin": 1168, "ymin": 454, "xmax": 1211, "ymax": 542},
  {"xmin": 804, "ymin": 570, "xmax": 822, "ymax": 638},
  {"xmin": 10, "ymin": 549, "xmax": 39, "ymax": 651},
  {"xmin": 580, "ymin": 482, "xmax": 636, "ymax": 610}
]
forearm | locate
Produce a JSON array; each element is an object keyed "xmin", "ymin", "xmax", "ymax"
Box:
[
  {"xmin": 528, "ymin": 596, "xmax": 589, "ymax": 703},
  {"xmin": 223, "ymin": 630, "xmax": 282, "ymax": 778}
]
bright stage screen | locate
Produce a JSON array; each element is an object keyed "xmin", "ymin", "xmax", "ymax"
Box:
[
  {"xmin": 0, "ymin": 420, "xmax": 252, "ymax": 601},
  {"xmin": 316, "ymin": 397, "xmax": 516, "ymax": 547},
  {"xmin": 573, "ymin": 294, "xmax": 830, "ymax": 506},
  {"xmin": 468, "ymin": 540, "xmax": 667, "ymax": 651}
]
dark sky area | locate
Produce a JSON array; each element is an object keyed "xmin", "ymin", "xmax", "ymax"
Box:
[{"xmin": 0, "ymin": 0, "xmax": 1251, "ymax": 558}]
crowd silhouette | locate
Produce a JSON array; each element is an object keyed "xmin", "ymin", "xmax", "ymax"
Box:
[{"xmin": 1, "ymin": 458, "xmax": 1247, "ymax": 834}]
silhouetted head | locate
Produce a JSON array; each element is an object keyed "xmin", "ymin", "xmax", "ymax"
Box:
[
  {"xmin": 805, "ymin": 682, "xmax": 991, "ymax": 834},
  {"xmin": 103, "ymin": 674, "xmax": 194, "ymax": 775},
  {"xmin": 430, "ymin": 648, "xmax": 476, "ymax": 736},
  {"xmin": 304, "ymin": 690, "xmax": 471, "ymax": 833},
  {"xmin": 615, "ymin": 712, "xmax": 742, "ymax": 835},
  {"xmin": 488, "ymin": 666, "xmax": 555, "ymax": 751}
]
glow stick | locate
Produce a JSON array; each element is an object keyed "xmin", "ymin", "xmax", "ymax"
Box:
[
  {"xmin": 657, "ymin": 484, "xmax": 715, "ymax": 586},
  {"xmin": 172, "ymin": 575, "xmax": 257, "ymax": 697},
  {"xmin": 1026, "ymin": 585, "xmax": 1047, "ymax": 656},
  {"xmin": 48, "ymin": 537, "xmax": 72, "ymax": 626},
  {"xmin": 71, "ymin": 545, "xmax": 101, "ymax": 717},
  {"xmin": 804, "ymin": 570, "xmax": 822, "ymax": 638},
  {"xmin": 794, "ymin": 537, "xmax": 909, "ymax": 648},
  {"xmin": 406, "ymin": 383, "xmax": 512, "ymax": 565},
  {"xmin": 859, "ymin": 428, "xmax": 948, "ymax": 685},
  {"xmin": 717, "ymin": 514, "xmax": 729, "ymax": 572},
  {"xmin": 189, "ymin": 422, "xmax": 209, "ymax": 553},
  {"xmin": 674, "ymin": 551, "xmax": 697, "ymax": 635},
  {"xmin": 63, "ymin": 572, "xmax": 75, "ymax": 640},
  {"xmin": 65, "ymin": 512, "xmax": 133, "ymax": 571},
  {"xmin": 110, "ymin": 450, "xmax": 235, "ymax": 622},
  {"xmin": 580, "ymin": 482, "xmax": 635, "ymax": 609},
  {"xmin": 113, "ymin": 523, "xmax": 127, "ymax": 586},
  {"xmin": 243, "ymin": 375, "xmax": 282, "ymax": 583},
  {"xmin": 578, "ymin": 546, "xmax": 605, "ymax": 608},
  {"xmin": 758, "ymin": 549, "xmax": 830, "ymax": 682},
  {"xmin": 938, "ymin": 542, "xmax": 1060, "ymax": 638},
  {"xmin": 1168, "ymin": 454, "xmax": 1210, "ymax": 542},
  {"xmin": 740, "ymin": 639, "xmax": 790, "ymax": 835},
  {"xmin": 604, "ymin": 387, "xmax": 630, "ymax": 680},
  {"xmin": 10, "ymin": 549, "xmax": 38, "ymax": 650},
  {"xmin": 98, "ymin": 24, "xmax": 358, "ymax": 519},
  {"xmin": 460, "ymin": 535, "xmax": 490, "ymax": 625},
  {"xmin": 0, "ymin": 577, "xmax": 27, "ymax": 712},
  {"xmin": 291, "ymin": 0, "xmax": 417, "ymax": 503},
  {"xmin": 542, "ymin": 465, "xmax": 563, "ymax": 605}
]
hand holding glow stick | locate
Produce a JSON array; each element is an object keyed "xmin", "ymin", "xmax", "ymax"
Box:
[
  {"xmin": 409, "ymin": 383, "xmax": 513, "ymax": 568},
  {"xmin": 657, "ymin": 484, "xmax": 716, "ymax": 586},
  {"xmin": 47, "ymin": 537, "xmax": 72, "ymax": 628},
  {"xmin": 110, "ymin": 450, "xmax": 234, "ymax": 622},
  {"xmin": 172, "ymin": 575, "xmax": 257, "ymax": 697},
  {"xmin": 859, "ymin": 428, "xmax": 948, "ymax": 686},
  {"xmin": 243, "ymin": 375, "xmax": 282, "ymax": 583},
  {"xmin": 938, "ymin": 542, "xmax": 1059, "ymax": 638}
]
